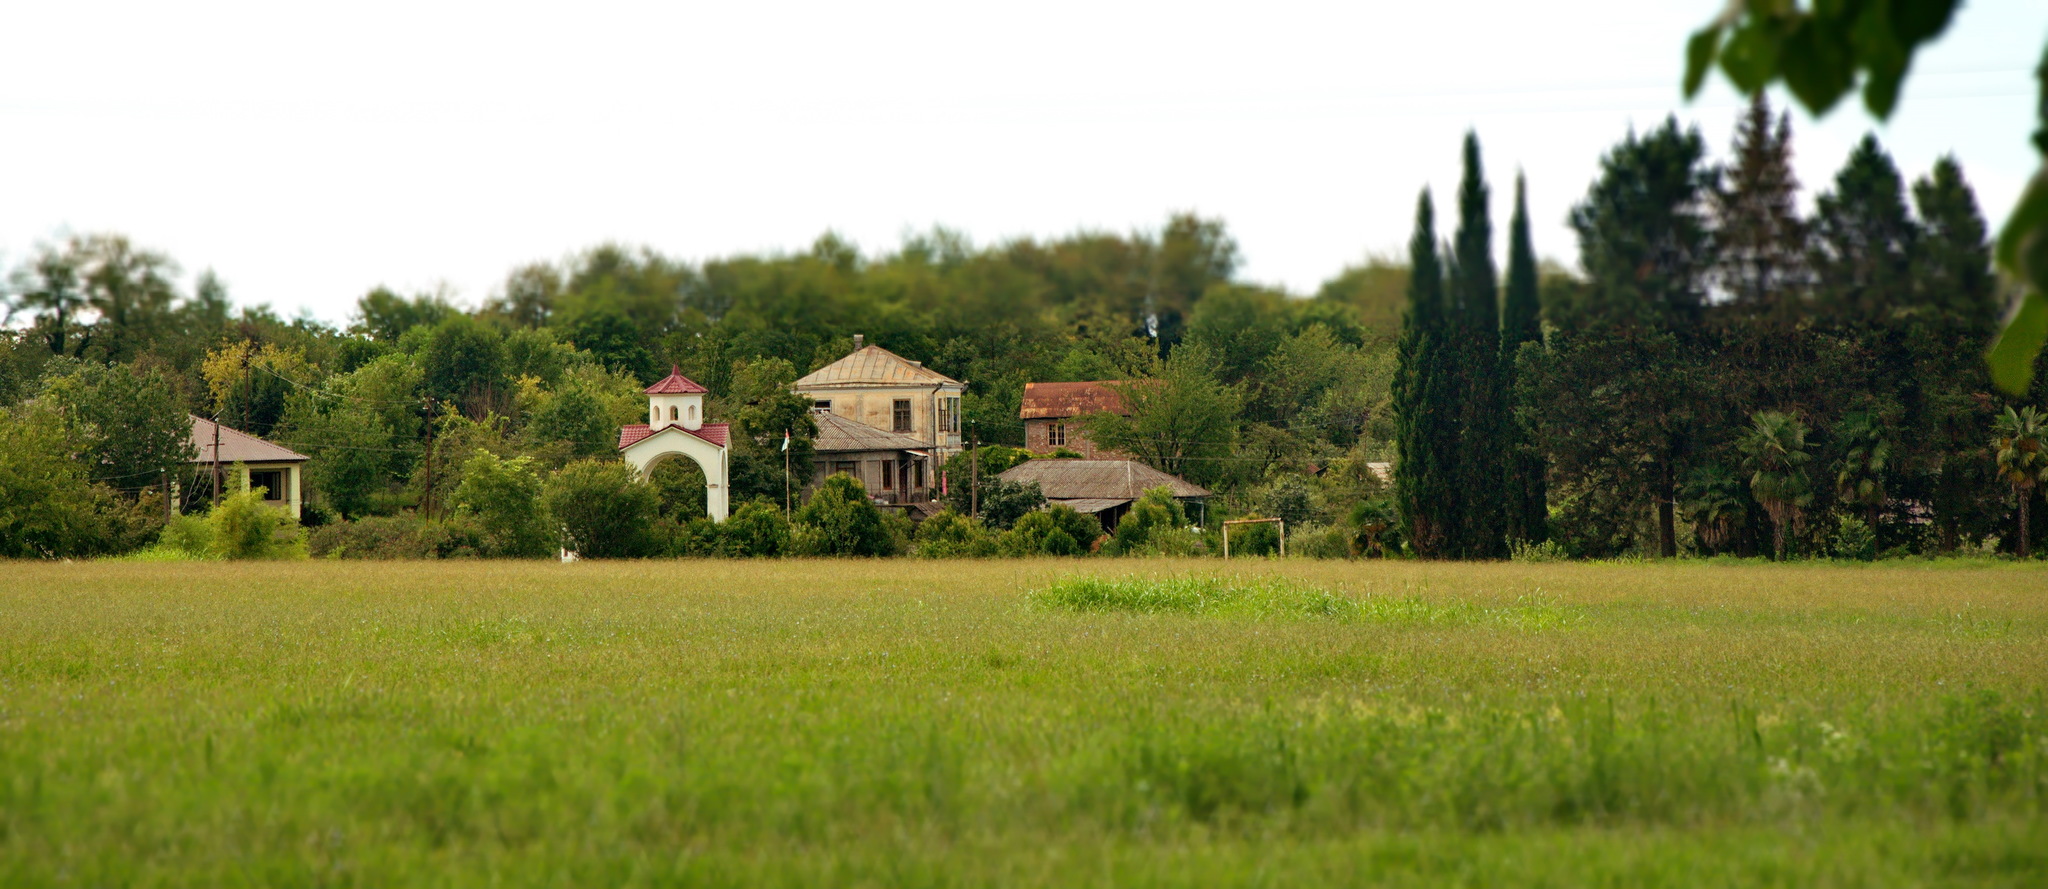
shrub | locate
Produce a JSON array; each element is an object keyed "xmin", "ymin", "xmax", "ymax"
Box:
[
  {"xmin": 1287, "ymin": 523, "xmax": 1351, "ymax": 560},
  {"xmin": 1511, "ymin": 538, "xmax": 1570, "ymax": 563},
  {"xmin": 169, "ymin": 485, "xmax": 306, "ymax": 560},
  {"xmin": 161, "ymin": 512, "xmax": 217, "ymax": 558},
  {"xmin": 543, "ymin": 459, "xmax": 660, "ymax": 558},
  {"xmin": 792, "ymin": 473, "xmax": 892, "ymax": 556},
  {"xmin": 452, "ymin": 450, "xmax": 553, "ymax": 557},
  {"xmin": 1105, "ymin": 486, "xmax": 1188, "ymax": 555},
  {"xmin": 1830, "ymin": 514, "xmax": 1878, "ymax": 562},
  {"xmin": 719, "ymin": 500, "xmax": 790, "ymax": 557},
  {"xmin": 912, "ymin": 509, "xmax": 999, "ymax": 558},
  {"xmin": 308, "ymin": 513, "xmax": 482, "ymax": 559},
  {"xmin": 999, "ymin": 505, "xmax": 1101, "ymax": 556},
  {"xmin": 668, "ymin": 516, "xmax": 722, "ymax": 557}
]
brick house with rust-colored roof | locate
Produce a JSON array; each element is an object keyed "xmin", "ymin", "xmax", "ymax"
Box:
[{"xmin": 1019, "ymin": 380, "xmax": 1147, "ymax": 459}]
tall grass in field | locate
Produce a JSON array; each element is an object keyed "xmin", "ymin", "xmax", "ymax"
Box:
[{"xmin": 0, "ymin": 559, "xmax": 2043, "ymax": 886}]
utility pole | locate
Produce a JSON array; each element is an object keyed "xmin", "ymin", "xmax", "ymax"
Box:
[
  {"xmin": 210, "ymin": 413, "xmax": 222, "ymax": 508},
  {"xmin": 422, "ymin": 395, "xmax": 435, "ymax": 521}
]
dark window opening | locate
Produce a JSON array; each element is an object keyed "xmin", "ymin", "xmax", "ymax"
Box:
[
  {"xmin": 813, "ymin": 399, "xmax": 832, "ymax": 410},
  {"xmin": 1049, "ymin": 422, "xmax": 1067, "ymax": 447},
  {"xmin": 893, "ymin": 399, "xmax": 912, "ymax": 433},
  {"xmin": 249, "ymin": 470, "xmax": 286, "ymax": 502},
  {"xmin": 881, "ymin": 461, "xmax": 895, "ymax": 490}
]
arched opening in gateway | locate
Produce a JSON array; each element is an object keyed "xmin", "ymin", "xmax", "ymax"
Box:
[{"xmin": 648, "ymin": 453, "xmax": 709, "ymax": 520}]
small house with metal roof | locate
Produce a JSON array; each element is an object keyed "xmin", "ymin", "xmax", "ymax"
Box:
[
  {"xmin": 997, "ymin": 458, "xmax": 1209, "ymax": 529},
  {"xmin": 183, "ymin": 415, "xmax": 310, "ymax": 520}
]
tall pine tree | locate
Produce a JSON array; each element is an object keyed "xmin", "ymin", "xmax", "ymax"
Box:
[
  {"xmin": 1501, "ymin": 174, "xmax": 1548, "ymax": 546},
  {"xmin": 1711, "ymin": 95, "xmax": 1807, "ymax": 314},
  {"xmin": 1393, "ymin": 191, "xmax": 1455, "ymax": 557},
  {"xmin": 1811, "ymin": 135, "xmax": 1919, "ymax": 324},
  {"xmin": 1449, "ymin": 132, "xmax": 1507, "ymax": 558}
]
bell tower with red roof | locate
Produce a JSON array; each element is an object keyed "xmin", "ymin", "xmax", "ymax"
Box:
[{"xmin": 645, "ymin": 365, "xmax": 710, "ymax": 432}]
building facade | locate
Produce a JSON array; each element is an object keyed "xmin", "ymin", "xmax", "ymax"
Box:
[
  {"xmin": 810, "ymin": 412, "xmax": 934, "ymax": 508},
  {"xmin": 1018, "ymin": 380, "xmax": 1135, "ymax": 459},
  {"xmin": 793, "ymin": 337, "xmax": 965, "ymax": 461}
]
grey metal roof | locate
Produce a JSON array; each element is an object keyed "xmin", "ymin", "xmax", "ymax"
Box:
[
  {"xmin": 794, "ymin": 345, "xmax": 964, "ymax": 390},
  {"xmin": 187, "ymin": 415, "xmax": 309, "ymax": 464},
  {"xmin": 998, "ymin": 459, "xmax": 1209, "ymax": 500},
  {"xmin": 1055, "ymin": 498, "xmax": 1132, "ymax": 514},
  {"xmin": 811, "ymin": 412, "xmax": 932, "ymax": 453}
]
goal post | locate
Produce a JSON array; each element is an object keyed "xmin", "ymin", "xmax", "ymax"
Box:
[{"xmin": 1220, "ymin": 517, "xmax": 1285, "ymax": 559}]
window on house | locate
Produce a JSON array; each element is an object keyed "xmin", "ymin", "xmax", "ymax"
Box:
[
  {"xmin": 1049, "ymin": 422, "xmax": 1067, "ymax": 447},
  {"xmin": 670, "ymin": 406, "xmax": 678, "ymax": 420},
  {"xmin": 813, "ymin": 399, "xmax": 832, "ymax": 411},
  {"xmin": 881, "ymin": 461, "xmax": 895, "ymax": 490},
  {"xmin": 687, "ymin": 405, "xmax": 696, "ymax": 423},
  {"xmin": 893, "ymin": 399, "xmax": 912, "ymax": 433},
  {"xmin": 248, "ymin": 470, "xmax": 285, "ymax": 502},
  {"xmin": 830, "ymin": 461, "xmax": 859, "ymax": 479},
  {"xmin": 913, "ymin": 461, "xmax": 924, "ymax": 489},
  {"xmin": 938, "ymin": 396, "xmax": 959, "ymax": 435}
]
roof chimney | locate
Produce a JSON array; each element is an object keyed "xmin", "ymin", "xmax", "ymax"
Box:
[{"xmin": 853, "ymin": 333, "xmax": 865, "ymax": 349}]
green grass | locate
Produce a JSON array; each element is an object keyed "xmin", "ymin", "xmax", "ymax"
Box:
[{"xmin": 1, "ymin": 559, "xmax": 2044, "ymax": 886}]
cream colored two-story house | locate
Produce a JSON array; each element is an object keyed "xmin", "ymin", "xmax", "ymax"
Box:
[{"xmin": 793, "ymin": 337, "xmax": 966, "ymax": 470}]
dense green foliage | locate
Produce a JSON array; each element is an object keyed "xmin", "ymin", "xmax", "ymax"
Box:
[
  {"xmin": 542, "ymin": 460, "xmax": 659, "ymax": 559},
  {"xmin": 2, "ymin": 560, "xmax": 2042, "ymax": 884},
  {"xmin": 1682, "ymin": 0, "xmax": 2048, "ymax": 398},
  {"xmin": 791, "ymin": 473, "xmax": 892, "ymax": 557},
  {"xmin": 452, "ymin": 451, "xmax": 552, "ymax": 558}
]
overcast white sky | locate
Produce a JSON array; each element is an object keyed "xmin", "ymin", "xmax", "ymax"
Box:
[{"xmin": 3, "ymin": 1, "xmax": 2042, "ymax": 325}]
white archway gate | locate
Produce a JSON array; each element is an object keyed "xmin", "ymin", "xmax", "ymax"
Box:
[{"xmin": 619, "ymin": 368, "xmax": 732, "ymax": 522}]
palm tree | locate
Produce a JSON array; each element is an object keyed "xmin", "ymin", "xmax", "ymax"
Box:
[
  {"xmin": 1740, "ymin": 411, "xmax": 1814, "ymax": 560},
  {"xmin": 1680, "ymin": 464, "xmax": 1746, "ymax": 555},
  {"xmin": 1991, "ymin": 406, "xmax": 2048, "ymax": 558},
  {"xmin": 1833, "ymin": 412, "xmax": 1891, "ymax": 530}
]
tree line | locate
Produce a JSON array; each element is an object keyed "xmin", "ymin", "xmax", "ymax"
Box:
[
  {"xmin": 1, "ymin": 95, "xmax": 2036, "ymax": 560},
  {"xmin": 1398, "ymin": 97, "xmax": 2036, "ymax": 560}
]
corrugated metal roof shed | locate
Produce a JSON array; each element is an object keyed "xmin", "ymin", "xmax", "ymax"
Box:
[
  {"xmin": 794, "ymin": 345, "xmax": 964, "ymax": 389},
  {"xmin": 812, "ymin": 412, "xmax": 931, "ymax": 453},
  {"xmin": 998, "ymin": 459, "xmax": 1209, "ymax": 500},
  {"xmin": 187, "ymin": 415, "xmax": 308, "ymax": 464},
  {"xmin": 1018, "ymin": 381, "xmax": 1137, "ymax": 420}
]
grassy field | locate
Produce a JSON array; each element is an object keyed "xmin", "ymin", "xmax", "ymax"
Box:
[{"xmin": 2, "ymin": 559, "xmax": 2044, "ymax": 887}]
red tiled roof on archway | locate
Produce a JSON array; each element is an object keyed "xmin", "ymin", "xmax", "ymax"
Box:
[{"xmin": 619, "ymin": 422, "xmax": 729, "ymax": 451}]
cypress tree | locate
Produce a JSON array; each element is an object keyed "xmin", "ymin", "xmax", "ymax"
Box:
[
  {"xmin": 1449, "ymin": 132, "xmax": 1507, "ymax": 558},
  {"xmin": 1501, "ymin": 174, "xmax": 1548, "ymax": 546},
  {"xmin": 1393, "ymin": 191, "xmax": 1454, "ymax": 557}
]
